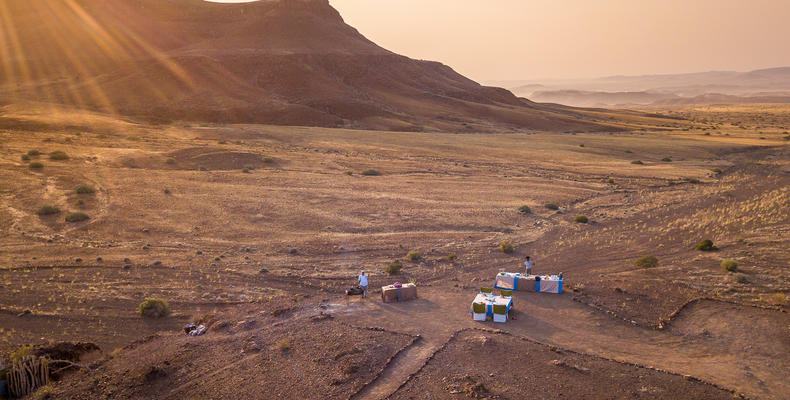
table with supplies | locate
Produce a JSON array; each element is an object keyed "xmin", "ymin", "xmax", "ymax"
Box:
[
  {"xmin": 469, "ymin": 292, "xmax": 513, "ymax": 318},
  {"xmin": 381, "ymin": 282, "xmax": 417, "ymax": 303},
  {"xmin": 494, "ymin": 272, "xmax": 562, "ymax": 294}
]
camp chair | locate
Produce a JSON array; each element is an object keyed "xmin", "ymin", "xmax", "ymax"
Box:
[
  {"xmin": 492, "ymin": 304, "xmax": 508, "ymax": 323},
  {"xmin": 500, "ymin": 290, "xmax": 513, "ymax": 297},
  {"xmin": 472, "ymin": 302, "xmax": 487, "ymax": 321},
  {"xmin": 480, "ymin": 287, "xmax": 493, "ymax": 294}
]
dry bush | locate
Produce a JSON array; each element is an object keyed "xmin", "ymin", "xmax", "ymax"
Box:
[
  {"xmin": 75, "ymin": 184, "xmax": 95, "ymax": 194},
  {"xmin": 49, "ymin": 151, "xmax": 69, "ymax": 160},
  {"xmin": 386, "ymin": 260, "xmax": 403, "ymax": 275},
  {"xmin": 574, "ymin": 215, "xmax": 589, "ymax": 223},
  {"xmin": 694, "ymin": 239, "xmax": 718, "ymax": 251},
  {"xmin": 446, "ymin": 253, "xmax": 457, "ymax": 263},
  {"xmin": 138, "ymin": 298, "xmax": 170, "ymax": 318},
  {"xmin": 29, "ymin": 162, "xmax": 43, "ymax": 169},
  {"xmin": 361, "ymin": 169, "xmax": 380, "ymax": 176},
  {"xmin": 631, "ymin": 160, "xmax": 644, "ymax": 165},
  {"xmin": 634, "ymin": 255, "xmax": 658, "ymax": 269},
  {"xmin": 661, "ymin": 157, "xmax": 672, "ymax": 162},
  {"xmin": 544, "ymin": 203, "xmax": 559, "ymax": 211},
  {"xmin": 406, "ymin": 250, "xmax": 422, "ymax": 261},
  {"xmin": 276, "ymin": 338, "xmax": 291, "ymax": 352},
  {"xmin": 37, "ymin": 206, "xmax": 60, "ymax": 216},
  {"xmin": 499, "ymin": 241, "xmax": 514, "ymax": 254},
  {"xmin": 721, "ymin": 259, "xmax": 738, "ymax": 272},
  {"xmin": 65, "ymin": 212, "xmax": 89, "ymax": 223},
  {"xmin": 518, "ymin": 205, "xmax": 531, "ymax": 214},
  {"xmin": 733, "ymin": 274, "xmax": 749, "ymax": 284},
  {"xmin": 27, "ymin": 150, "xmax": 41, "ymax": 156}
]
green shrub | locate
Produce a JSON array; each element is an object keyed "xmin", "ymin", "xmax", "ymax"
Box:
[
  {"xmin": 631, "ymin": 160, "xmax": 644, "ymax": 165},
  {"xmin": 65, "ymin": 212, "xmax": 89, "ymax": 223},
  {"xmin": 574, "ymin": 215, "xmax": 589, "ymax": 223},
  {"xmin": 49, "ymin": 151, "xmax": 69, "ymax": 160},
  {"xmin": 75, "ymin": 184, "xmax": 95, "ymax": 194},
  {"xmin": 37, "ymin": 206, "xmax": 61, "ymax": 216},
  {"xmin": 734, "ymin": 274, "xmax": 748, "ymax": 284},
  {"xmin": 518, "ymin": 205, "xmax": 531, "ymax": 214},
  {"xmin": 661, "ymin": 157, "xmax": 672, "ymax": 162},
  {"xmin": 27, "ymin": 150, "xmax": 41, "ymax": 156},
  {"xmin": 138, "ymin": 298, "xmax": 170, "ymax": 318},
  {"xmin": 29, "ymin": 162, "xmax": 44, "ymax": 169},
  {"xmin": 386, "ymin": 260, "xmax": 403, "ymax": 275},
  {"xmin": 634, "ymin": 255, "xmax": 658, "ymax": 269},
  {"xmin": 544, "ymin": 203, "xmax": 559, "ymax": 210},
  {"xmin": 721, "ymin": 259, "xmax": 738, "ymax": 272},
  {"xmin": 694, "ymin": 239, "xmax": 717, "ymax": 251},
  {"xmin": 361, "ymin": 169, "xmax": 380, "ymax": 176},
  {"xmin": 406, "ymin": 250, "xmax": 422, "ymax": 261},
  {"xmin": 499, "ymin": 241, "xmax": 514, "ymax": 254}
]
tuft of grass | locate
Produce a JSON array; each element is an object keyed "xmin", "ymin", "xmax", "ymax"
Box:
[
  {"xmin": 21, "ymin": 154, "xmax": 30, "ymax": 161},
  {"xmin": 771, "ymin": 293, "xmax": 787, "ymax": 305},
  {"xmin": 694, "ymin": 239, "xmax": 718, "ymax": 251},
  {"xmin": 607, "ymin": 178, "xmax": 616, "ymax": 184},
  {"xmin": 721, "ymin": 259, "xmax": 738, "ymax": 272},
  {"xmin": 242, "ymin": 167, "xmax": 252, "ymax": 174},
  {"xmin": 386, "ymin": 260, "xmax": 403, "ymax": 275},
  {"xmin": 446, "ymin": 253, "xmax": 457, "ymax": 263},
  {"xmin": 163, "ymin": 188, "xmax": 171, "ymax": 195},
  {"xmin": 65, "ymin": 212, "xmax": 89, "ymax": 223},
  {"xmin": 345, "ymin": 171, "xmax": 353, "ymax": 176},
  {"xmin": 165, "ymin": 157, "xmax": 176, "ymax": 165},
  {"xmin": 544, "ymin": 203, "xmax": 559, "ymax": 211},
  {"xmin": 406, "ymin": 250, "xmax": 422, "ymax": 261},
  {"xmin": 733, "ymin": 274, "xmax": 748, "ymax": 284},
  {"xmin": 631, "ymin": 160, "xmax": 644, "ymax": 165},
  {"xmin": 711, "ymin": 168, "xmax": 722, "ymax": 174},
  {"xmin": 29, "ymin": 161, "xmax": 44, "ymax": 169},
  {"xmin": 75, "ymin": 184, "xmax": 95, "ymax": 194},
  {"xmin": 49, "ymin": 151, "xmax": 69, "ymax": 160},
  {"xmin": 262, "ymin": 157, "xmax": 274, "ymax": 163},
  {"xmin": 27, "ymin": 150, "xmax": 41, "ymax": 156},
  {"xmin": 579, "ymin": 144, "xmax": 585, "ymax": 147},
  {"xmin": 661, "ymin": 157, "xmax": 672, "ymax": 162},
  {"xmin": 624, "ymin": 150, "xmax": 633, "ymax": 154},
  {"xmin": 518, "ymin": 205, "xmax": 531, "ymax": 214},
  {"xmin": 499, "ymin": 241, "xmax": 514, "ymax": 254},
  {"xmin": 138, "ymin": 298, "xmax": 170, "ymax": 318},
  {"xmin": 37, "ymin": 206, "xmax": 61, "ymax": 216},
  {"xmin": 574, "ymin": 215, "xmax": 589, "ymax": 223},
  {"xmin": 361, "ymin": 169, "xmax": 380, "ymax": 176},
  {"xmin": 634, "ymin": 255, "xmax": 658, "ymax": 269}
]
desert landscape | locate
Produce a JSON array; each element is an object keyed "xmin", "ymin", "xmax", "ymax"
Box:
[{"xmin": 1, "ymin": 0, "xmax": 789, "ymax": 399}]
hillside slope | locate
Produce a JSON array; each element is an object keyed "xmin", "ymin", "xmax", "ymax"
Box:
[{"xmin": 0, "ymin": 0, "xmax": 621, "ymax": 132}]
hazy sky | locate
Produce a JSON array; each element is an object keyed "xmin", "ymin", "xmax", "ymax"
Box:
[{"xmin": 217, "ymin": 0, "xmax": 790, "ymax": 81}]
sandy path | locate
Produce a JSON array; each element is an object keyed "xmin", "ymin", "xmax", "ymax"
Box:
[{"xmin": 332, "ymin": 287, "xmax": 788, "ymax": 400}]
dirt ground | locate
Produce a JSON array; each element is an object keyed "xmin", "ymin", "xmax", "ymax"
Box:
[{"xmin": 1, "ymin": 103, "xmax": 788, "ymax": 399}]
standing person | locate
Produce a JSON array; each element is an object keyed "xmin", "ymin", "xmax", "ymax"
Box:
[
  {"xmin": 524, "ymin": 256, "xmax": 534, "ymax": 275},
  {"xmin": 358, "ymin": 270, "xmax": 369, "ymax": 298}
]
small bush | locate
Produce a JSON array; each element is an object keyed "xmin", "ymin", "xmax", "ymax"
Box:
[
  {"xmin": 685, "ymin": 178, "xmax": 700, "ymax": 184},
  {"xmin": 361, "ymin": 169, "xmax": 380, "ymax": 176},
  {"xmin": 406, "ymin": 250, "xmax": 422, "ymax": 261},
  {"xmin": 634, "ymin": 255, "xmax": 658, "ymax": 269},
  {"xmin": 138, "ymin": 298, "xmax": 170, "ymax": 318},
  {"xmin": 276, "ymin": 338, "xmax": 291, "ymax": 352},
  {"xmin": 574, "ymin": 215, "xmax": 589, "ymax": 223},
  {"xmin": 499, "ymin": 241, "xmax": 514, "ymax": 254},
  {"xmin": 446, "ymin": 253, "xmax": 457, "ymax": 263},
  {"xmin": 21, "ymin": 154, "xmax": 30, "ymax": 161},
  {"xmin": 771, "ymin": 293, "xmax": 787, "ymax": 305},
  {"xmin": 37, "ymin": 206, "xmax": 61, "ymax": 216},
  {"xmin": 165, "ymin": 157, "xmax": 176, "ymax": 165},
  {"xmin": 733, "ymin": 274, "xmax": 748, "ymax": 284},
  {"xmin": 631, "ymin": 160, "xmax": 644, "ymax": 165},
  {"xmin": 65, "ymin": 212, "xmax": 89, "ymax": 223},
  {"xmin": 345, "ymin": 171, "xmax": 353, "ymax": 176},
  {"xmin": 518, "ymin": 205, "xmax": 531, "ymax": 214},
  {"xmin": 607, "ymin": 178, "xmax": 615, "ymax": 184},
  {"xmin": 262, "ymin": 157, "xmax": 274, "ymax": 163},
  {"xmin": 242, "ymin": 167, "xmax": 252, "ymax": 173},
  {"xmin": 579, "ymin": 144, "xmax": 585, "ymax": 147},
  {"xmin": 694, "ymin": 239, "xmax": 718, "ymax": 251},
  {"xmin": 721, "ymin": 259, "xmax": 738, "ymax": 272},
  {"xmin": 75, "ymin": 184, "xmax": 95, "ymax": 194},
  {"xmin": 29, "ymin": 162, "xmax": 44, "ymax": 169},
  {"xmin": 544, "ymin": 203, "xmax": 559, "ymax": 210},
  {"xmin": 711, "ymin": 168, "xmax": 722, "ymax": 174},
  {"xmin": 386, "ymin": 260, "xmax": 403, "ymax": 275},
  {"xmin": 625, "ymin": 150, "xmax": 633, "ymax": 154},
  {"xmin": 661, "ymin": 157, "xmax": 672, "ymax": 162},
  {"xmin": 49, "ymin": 151, "xmax": 69, "ymax": 160},
  {"xmin": 27, "ymin": 150, "xmax": 41, "ymax": 156},
  {"xmin": 163, "ymin": 188, "xmax": 171, "ymax": 195}
]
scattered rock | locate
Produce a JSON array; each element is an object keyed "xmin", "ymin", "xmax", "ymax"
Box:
[
  {"xmin": 17, "ymin": 309, "xmax": 32, "ymax": 317},
  {"xmin": 289, "ymin": 248, "xmax": 298, "ymax": 254},
  {"xmin": 152, "ymin": 261, "xmax": 162, "ymax": 266},
  {"xmin": 196, "ymin": 250, "xmax": 203, "ymax": 255},
  {"xmin": 122, "ymin": 265, "xmax": 131, "ymax": 270},
  {"xmin": 96, "ymin": 257, "xmax": 103, "ymax": 262},
  {"xmin": 123, "ymin": 258, "xmax": 131, "ymax": 263}
]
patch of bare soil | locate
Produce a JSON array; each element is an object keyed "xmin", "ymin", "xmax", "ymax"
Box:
[
  {"xmin": 391, "ymin": 330, "xmax": 736, "ymax": 400},
  {"xmin": 50, "ymin": 310, "xmax": 414, "ymax": 399}
]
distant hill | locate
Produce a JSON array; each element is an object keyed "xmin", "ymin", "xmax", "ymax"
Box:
[
  {"xmin": 0, "ymin": 0, "xmax": 621, "ymax": 132},
  {"xmin": 508, "ymin": 67, "xmax": 790, "ymax": 107}
]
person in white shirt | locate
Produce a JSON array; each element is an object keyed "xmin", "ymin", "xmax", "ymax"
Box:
[
  {"xmin": 524, "ymin": 256, "xmax": 534, "ymax": 275},
  {"xmin": 358, "ymin": 270, "xmax": 369, "ymax": 298}
]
